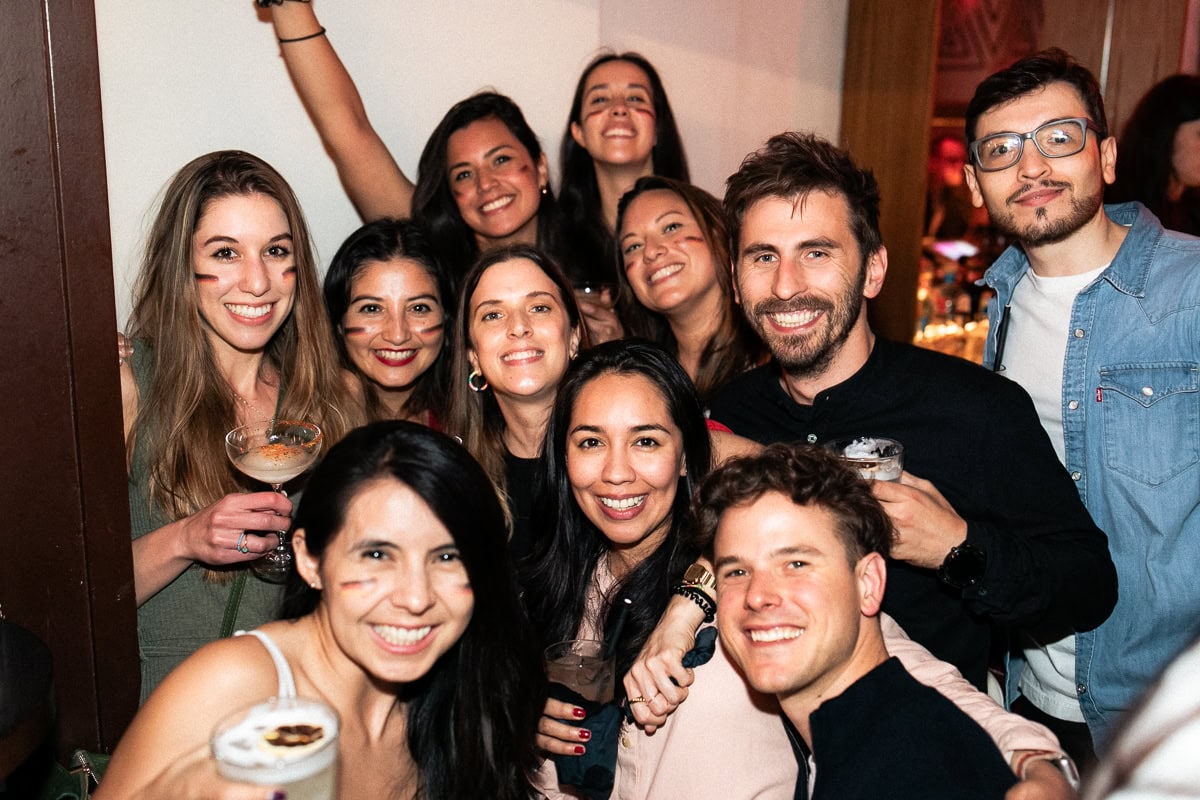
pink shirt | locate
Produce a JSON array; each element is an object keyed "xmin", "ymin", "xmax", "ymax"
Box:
[{"xmin": 536, "ymin": 563, "xmax": 1059, "ymax": 799}]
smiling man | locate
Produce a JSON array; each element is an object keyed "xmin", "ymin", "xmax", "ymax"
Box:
[
  {"xmin": 708, "ymin": 132, "xmax": 1115, "ymax": 694},
  {"xmin": 966, "ymin": 49, "xmax": 1200, "ymax": 763},
  {"xmin": 693, "ymin": 444, "xmax": 1016, "ymax": 799}
]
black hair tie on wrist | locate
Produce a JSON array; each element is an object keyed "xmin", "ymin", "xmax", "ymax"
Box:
[
  {"xmin": 278, "ymin": 26, "xmax": 326, "ymax": 44},
  {"xmin": 255, "ymin": 0, "xmax": 312, "ymax": 8},
  {"xmin": 671, "ymin": 583, "xmax": 716, "ymax": 624}
]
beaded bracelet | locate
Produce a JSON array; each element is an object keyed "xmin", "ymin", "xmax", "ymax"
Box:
[
  {"xmin": 255, "ymin": 0, "xmax": 311, "ymax": 8},
  {"xmin": 671, "ymin": 583, "xmax": 716, "ymax": 623}
]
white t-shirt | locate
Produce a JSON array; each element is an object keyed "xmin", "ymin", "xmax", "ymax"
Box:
[{"xmin": 1001, "ymin": 263, "xmax": 1107, "ymax": 723}]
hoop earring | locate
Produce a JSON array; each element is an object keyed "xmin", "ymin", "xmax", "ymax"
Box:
[{"xmin": 468, "ymin": 369, "xmax": 490, "ymax": 393}]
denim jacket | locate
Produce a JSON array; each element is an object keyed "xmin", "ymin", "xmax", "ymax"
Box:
[{"xmin": 982, "ymin": 202, "xmax": 1200, "ymax": 745}]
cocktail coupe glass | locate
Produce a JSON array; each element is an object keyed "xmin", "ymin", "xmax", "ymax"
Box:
[{"xmin": 225, "ymin": 419, "xmax": 323, "ymax": 581}]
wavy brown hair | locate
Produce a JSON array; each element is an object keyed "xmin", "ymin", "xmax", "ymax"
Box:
[
  {"xmin": 445, "ymin": 245, "xmax": 586, "ymax": 488},
  {"xmin": 615, "ymin": 176, "xmax": 765, "ymax": 404},
  {"xmin": 126, "ymin": 151, "xmax": 351, "ymax": 578}
]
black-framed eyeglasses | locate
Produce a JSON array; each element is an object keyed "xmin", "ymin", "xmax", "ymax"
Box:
[{"xmin": 969, "ymin": 117, "xmax": 1102, "ymax": 172}]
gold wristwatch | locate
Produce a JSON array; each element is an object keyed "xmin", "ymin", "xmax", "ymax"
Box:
[{"xmin": 682, "ymin": 563, "xmax": 717, "ymax": 599}]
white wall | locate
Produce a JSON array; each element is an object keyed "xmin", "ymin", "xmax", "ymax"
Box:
[{"xmin": 96, "ymin": 0, "xmax": 848, "ymax": 326}]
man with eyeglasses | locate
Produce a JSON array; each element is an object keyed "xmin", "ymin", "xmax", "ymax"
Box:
[{"xmin": 964, "ymin": 48, "xmax": 1200, "ymax": 769}]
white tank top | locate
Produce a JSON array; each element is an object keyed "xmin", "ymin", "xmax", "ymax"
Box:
[{"xmin": 235, "ymin": 629, "xmax": 297, "ymax": 698}]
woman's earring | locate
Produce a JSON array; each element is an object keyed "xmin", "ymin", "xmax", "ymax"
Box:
[
  {"xmin": 540, "ymin": 184, "xmax": 549, "ymax": 196},
  {"xmin": 468, "ymin": 369, "xmax": 490, "ymax": 393}
]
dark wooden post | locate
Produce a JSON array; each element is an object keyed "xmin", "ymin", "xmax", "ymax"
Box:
[{"xmin": 0, "ymin": 0, "xmax": 139, "ymax": 758}]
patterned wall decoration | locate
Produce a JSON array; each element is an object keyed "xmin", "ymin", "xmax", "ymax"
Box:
[{"xmin": 935, "ymin": 0, "xmax": 1045, "ymax": 115}]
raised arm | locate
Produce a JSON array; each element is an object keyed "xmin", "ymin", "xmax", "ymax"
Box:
[{"xmin": 266, "ymin": 1, "xmax": 415, "ymax": 220}]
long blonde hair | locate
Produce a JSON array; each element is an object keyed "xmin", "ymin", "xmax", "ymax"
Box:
[{"xmin": 127, "ymin": 151, "xmax": 351, "ymax": 566}]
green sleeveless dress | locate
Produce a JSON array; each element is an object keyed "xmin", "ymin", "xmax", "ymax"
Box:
[{"xmin": 129, "ymin": 345, "xmax": 287, "ymax": 703}]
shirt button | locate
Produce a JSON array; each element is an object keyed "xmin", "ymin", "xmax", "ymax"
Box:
[
  {"xmin": 1074, "ymin": 328, "xmax": 1085, "ymax": 338},
  {"xmin": 1067, "ymin": 400, "xmax": 1079, "ymax": 410},
  {"xmin": 807, "ymin": 434, "xmax": 818, "ymax": 444},
  {"xmin": 1071, "ymin": 471, "xmax": 1082, "ymax": 481},
  {"xmin": 1141, "ymin": 386, "xmax": 1154, "ymax": 397},
  {"xmin": 621, "ymin": 736, "xmax": 631, "ymax": 749}
]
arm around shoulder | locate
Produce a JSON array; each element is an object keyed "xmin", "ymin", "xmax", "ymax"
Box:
[{"xmin": 881, "ymin": 613, "xmax": 1061, "ymax": 758}]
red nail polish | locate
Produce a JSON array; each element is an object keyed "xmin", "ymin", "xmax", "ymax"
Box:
[
  {"xmin": 573, "ymin": 745, "xmax": 586, "ymax": 755},
  {"xmin": 578, "ymin": 729, "xmax": 591, "ymax": 741},
  {"xmin": 572, "ymin": 707, "xmax": 586, "ymax": 719}
]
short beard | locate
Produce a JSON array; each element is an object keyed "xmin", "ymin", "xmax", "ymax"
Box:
[
  {"xmin": 994, "ymin": 180, "xmax": 1104, "ymax": 246},
  {"xmin": 747, "ymin": 268, "xmax": 867, "ymax": 380}
]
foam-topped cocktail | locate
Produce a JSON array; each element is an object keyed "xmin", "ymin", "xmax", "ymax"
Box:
[
  {"xmin": 830, "ymin": 437, "xmax": 904, "ymax": 481},
  {"xmin": 235, "ymin": 441, "xmax": 319, "ymax": 486},
  {"xmin": 225, "ymin": 419, "xmax": 323, "ymax": 580},
  {"xmin": 211, "ymin": 696, "xmax": 339, "ymax": 800}
]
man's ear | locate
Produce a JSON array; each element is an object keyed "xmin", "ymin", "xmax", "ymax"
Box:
[
  {"xmin": 1100, "ymin": 136, "xmax": 1118, "ymax": 186},
  {"xmin": 863, "ymin": 247, "xmax": 888, "ymax": 300},
  {"xmin": 856, "ymin": 552, "xmax": 887, "ymax": 617},
  {"xmin": 964, "ymin": 163, "xmax": 985, "ymax": 209},
  {"xmin": 293, "ymin": 529, "xmax": 322, "ymax": 591}
]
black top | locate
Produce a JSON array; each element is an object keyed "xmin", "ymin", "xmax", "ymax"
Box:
[
  {"xmin": 709, "ymin": 338, "xmax": 1116, "ymax": 689},
  {"xmin": 504, "ymin": 450, "xmax": 542, "ymax": 565},
  {"xmin": 799, "ymin": 657, "xmax": 1017, "ymax": 799}
]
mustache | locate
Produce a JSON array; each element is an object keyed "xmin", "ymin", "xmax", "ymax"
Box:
[
  {"xmin": 1007, "ymin": 179, "xmax": 1072, "ymax": 205},
  {"xmin": 751, "ymin": 297, "xmax": 834, "ymax": 318}
]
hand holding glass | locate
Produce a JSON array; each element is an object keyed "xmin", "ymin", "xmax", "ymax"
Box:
[
  {"xmin": 545, "ymin": 639, "xmax": 615, "ymax": 704},
  {"xmin": 225, "ymin": 419, "xmax": 322, "ymax": 579},
  {"xmin": 211, "ymin": 696, "xmax": 339, "ymax": 800},
  {"xmin": 830, "ymin": 437, "xmax": 904, "ymax": 482}
]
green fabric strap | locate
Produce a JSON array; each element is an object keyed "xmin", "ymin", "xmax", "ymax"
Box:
[{"xmin": 219, "ymin": 570, "xmax": 248, "ymax": 639}]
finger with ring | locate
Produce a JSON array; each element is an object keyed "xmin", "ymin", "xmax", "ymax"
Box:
[
  {"xmin": 236, "ymin": 532, "xmax": 250, "ymax": 554},
  {"xmin": 628, "ymin": 696, "xmax": 649, "ymax": 704}
]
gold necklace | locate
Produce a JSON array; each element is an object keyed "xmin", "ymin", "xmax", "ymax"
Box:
[{"xmin": 231, "ymin": 388, "xmax": 268, "ymax": 421}]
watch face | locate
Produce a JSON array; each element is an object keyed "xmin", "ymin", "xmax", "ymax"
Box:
[
  {"xmin": 940, "ymin": 543, "xmax": 986, "ymax": 588},
  {"xmin": 683, "ymin": 564, "xmax": 716, "ymax": 591}
]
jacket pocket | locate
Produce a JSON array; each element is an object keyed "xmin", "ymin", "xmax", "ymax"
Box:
[{"xmin": 1099, "ymin": 363, "xmax": 1200, "ymax": 485}]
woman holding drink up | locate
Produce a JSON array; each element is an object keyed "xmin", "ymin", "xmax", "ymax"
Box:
[
  {"xmin": 96, "ymin": 422, "xmax": 546, "ymax": 799},
  {"xmin": 121, "ymin": 150, "xmax": 351, "ymax": 701}
]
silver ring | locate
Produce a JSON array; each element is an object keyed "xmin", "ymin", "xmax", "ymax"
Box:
[{"xmin": 236, "ymin": 532, "xmax": 250, "ymax": 554}]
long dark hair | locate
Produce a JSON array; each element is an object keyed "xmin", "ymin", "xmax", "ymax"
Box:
[
  {"xmin": 283, "ymin": 422, "xmax": 545, "ymax": 799},
  {"xmin": 615, "ymin": 176, "xmax": 765, "ymax": 404},
  {"xmin": 445, "ymin": 245, "xmax": 587, "ymax": 487},
  {"xmin": 558, "ymin": 53, "xmax": 689, "ymax": 283},
  {"xmin": 412, "ymin": 92, "xmax": 562, "ymax": 284},
  {"xmin": 522, "ymin": 340, "xmax": 711, "ymax": 692},
  {"xmin": 323, "ymin": 218, "xmax": 453, "ymax": 425},
  {"xmin": 1108, "ymin": 74, "xmax": 1200, "ymax": 215}
]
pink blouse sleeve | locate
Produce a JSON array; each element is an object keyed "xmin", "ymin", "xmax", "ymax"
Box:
[{"xmin": 880, "ymin": 612, "xmax": 1062, "ymax": 761}]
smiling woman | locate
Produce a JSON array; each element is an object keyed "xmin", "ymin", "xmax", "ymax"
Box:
[
  {"xmin": 323, "ymin": 218, "xmax": 453, "ymax": 427},
  {"xmin": 121, "ymin": 150, "xmax": 352, "ymax": 701},
  {"xmin": 95, "ymin": 422, "xmax": 546, "ymax": 800}
]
